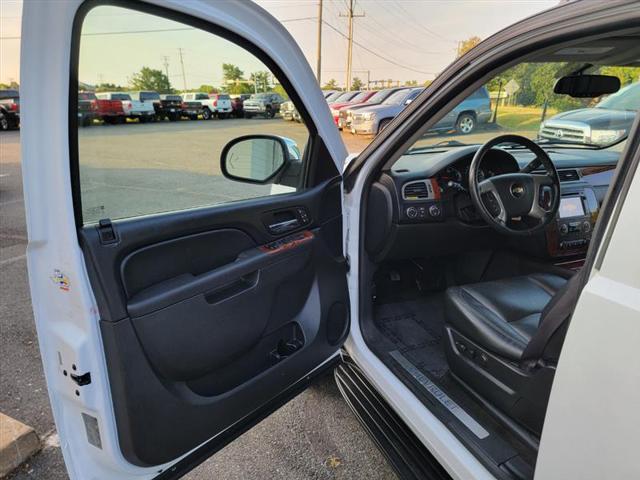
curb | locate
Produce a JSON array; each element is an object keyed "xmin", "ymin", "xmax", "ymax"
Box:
[{"xmin": 0, "ymin": 412, "xmax": 41, "ymax": 478}]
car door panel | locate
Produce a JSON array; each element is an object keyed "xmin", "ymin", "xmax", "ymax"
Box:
[{"xmin": 79, "ymin": 178, "xmax": 349, "ymax": 467}]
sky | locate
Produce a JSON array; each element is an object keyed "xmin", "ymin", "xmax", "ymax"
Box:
[{"xmin": 1, "ymin": 0, "xmax": 558, "ymax": 89}]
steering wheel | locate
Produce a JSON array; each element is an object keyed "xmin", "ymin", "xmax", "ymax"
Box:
[{"xmin": 468, "ymin": 134, "xmax": 560, "ymax": 236}]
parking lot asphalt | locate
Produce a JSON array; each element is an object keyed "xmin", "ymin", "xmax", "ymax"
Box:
[{"xmin": 0, "ymin": 126, "xmax": 396, "ymax": 480}]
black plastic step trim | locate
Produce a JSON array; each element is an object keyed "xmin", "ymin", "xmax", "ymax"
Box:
[{"xmin": 334, "ymin": 359, "xmax": 452, "ymax": 480}]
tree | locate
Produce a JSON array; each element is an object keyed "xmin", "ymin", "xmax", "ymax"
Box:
[
  {"xmin": 404, "ymin": 80, "xmax": 418, "ymax": 87},
  {"xmin": 457, "ymin": 36, "xmax": 481, "ymax": 57},
  {"xmin": 95, "ymin": 82, "xmax": 126, "ymax": 92},
  {"xmin": 351, "ymin": 77, "xmax": 364, "ymax": 90},
  {"xmin": 600, "ymin": 66, "xmax": 640, "ymax": 86},
  {"xmin": 250, "ymin": 71, "xmax": 271, "ymax": 92},
  {"xmin": 227, "ymin": 82, "xmax": 254, "ymax": 94},
  {"xmin": 423, "ymin": 80, "xmax": 433, "ymax": 87},
  {"xmin": 129, "ymin": 67, "xmax": 173, "ymax": 93},
  {"xmin": 273, "ymin": 84, "xmax": 289, "ymax": 99},
  {"xmin": 0, "ymin": 81, "xmax": 19, "ymax": 90},
  {"xmin": 322, "ymin": 79, "xmax": 339, "ymax": 90},
  {"xmin": 196, "ymin": 84, "xmax": 218, "ymax": 94},
  {"xmin": 222, "ymin": 63, "xmax": 244, "ymax": 83}
]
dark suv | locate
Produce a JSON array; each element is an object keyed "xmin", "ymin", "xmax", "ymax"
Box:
[{"xmin": 0, "ymin": 90, "xmax": 20, "ymax": 131}]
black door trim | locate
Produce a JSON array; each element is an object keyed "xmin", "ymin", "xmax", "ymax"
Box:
[{"xmin": 152, "ymin": 355, "xmax": 340, "ymax": 480}]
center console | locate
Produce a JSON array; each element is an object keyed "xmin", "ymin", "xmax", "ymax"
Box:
[{"xmin": 546, "ymin": 186, "xmax": 599, "ymax": 258}]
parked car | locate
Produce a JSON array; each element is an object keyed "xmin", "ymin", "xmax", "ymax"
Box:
[
  {"xmin": 129, "ymin": 91, "xmax": 161, "ymax": 122},
  {"xmin": 77, "ymin": 92, "xmax": 100, "ymax": 126},
  {"xmin": 428, "ymin": 86, "xmax": 492, "ymax": 134},
  {"xmin": 280, "ymin": 100, "xmax": 296, "ymax": 121},
  {"xmin": 209, "ymin": 93, "xmax": 233, "ymax": 118},
  {"xmin": 79, "ymin": 91, "xmax": 125, "ymax": 124},
  {"xmin": 181, "ymin": 92, "xmax": 217, "ymax": 120},
  {"xmin": 329, "ymin": 90, "xmax": 377, "ymax": 126},
  {"xmin": 338, "ymin": 87, "xmax": 407, "ymax": 130},
  {"xmin": 539, "ymin": 81, "xmax": 640, "ymax": 146},
  {"xmin": 159, "ymin": 94, "xmax": 183, "ymax": 121},
  {"xmin": 243, "ymin": 92, "xmax": 285, "ymax": 118},
  {"xmin": 350, "ymin": 87, "xmax": 424, "ymax": 134},
  {"xmin": 230, "ymin": 94, "xmax": 251, "ymax": 118},
  {"xmin": 96, "ymin": 92, "xmax": 155, "ymax": 123},
  {"xmin": 0, "ymin": 89, "xmax": 20, "ymax": 130},
  {"xmin": 323, "ymin": 89, "xmax": 339, "ymax": 99}
]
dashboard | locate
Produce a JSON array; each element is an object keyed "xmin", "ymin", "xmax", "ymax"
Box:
[{"xmin": 367, "ymin": 144, "xmax": 618, "ymax": 262}]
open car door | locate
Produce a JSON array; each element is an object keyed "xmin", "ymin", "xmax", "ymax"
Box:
[{"xmin": 21, "ymin": 1, "xmax": 349, "ymax": 478}]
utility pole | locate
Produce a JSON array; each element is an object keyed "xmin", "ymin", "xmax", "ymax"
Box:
[
  {"xmin": 366, "ymin": 70, "xmax": 370, "ymax": 90},
  {"xmin": 178, "ymin": 48, "xmax": 187, "ymax": 91},
  {"xmin": 316, "ymin": 0, "xmax": 323, "ymax": 84},
  {"xmin": 162, "ymin": 56, "xmax": 170, "ymax": 80},
  {"xmin": 340, "ymin": 0, "xmax": 364, "ymax": 90}
]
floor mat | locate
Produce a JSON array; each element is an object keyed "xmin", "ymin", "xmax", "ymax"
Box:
[{"xmin": 374, "ymin": 294, "xmax": 449, "ymax": 378}]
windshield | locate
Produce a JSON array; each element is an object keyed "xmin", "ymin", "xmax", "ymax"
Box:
[
  {"xmin": 383, "ymin": 89, "xmax": 409, "ymax": 105},
  {"xmin": 111, "ymin": 93, "xmax": 131, "ymax": 101},
  {"xmin": 325, "ymin": 91, "xmax": 341, "ymax": 102},
  {"xmin": 251, "ymin": 93, "xmax": 270, "ymax": 99},
  {"xmin": 349, "ymin": 91, "xmax": 370, "ymax": 103},
  {"xmin": 140, "ymin": 92, "xmax": 160, "ymax": 101},
  {"xmin": 78, "ymin": 92, "xmax": 96, "ymax": 101},
  {"xmin": 367, "ymin": 89, "xmax": 393, "ymax": 103},
  {"xmin": 596, "ymin": 82, "xmax": 640, "ymax": 111},
  {"xmin": 332, "ymin": 92, "xmax": 357, "ymax": 103},
  {"xmin": 406, "ymin": 62, "xmax": 639, "ymax": 152}
]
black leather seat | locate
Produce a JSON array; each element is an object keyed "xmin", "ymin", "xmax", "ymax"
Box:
[{"xmin": 445, "ymin": 273, "xmax": 568, "ymax": 361}]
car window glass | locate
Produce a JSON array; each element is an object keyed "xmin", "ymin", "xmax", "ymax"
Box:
[
  {"xmin": 597, "ymin": 83, "xmax": 640, "ymax": 111},
  {"xmin": 76, "ymin": 5, "xmax": 309, "ymax": 224},
  {"xmin": 402, "ymin": 62, "xmax": 640, "ymax": 154},
  {"xmin": 383, "ymin": 89, "xmax": 408, "ymax": 104},
  {"xmin": 367, "ymin": 89, "xmax": 390, "ymax": 103}
]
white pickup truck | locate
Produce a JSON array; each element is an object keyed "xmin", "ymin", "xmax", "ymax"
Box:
[
  {"xmin": 182, "ymin": 92, "xmax": 232, "ymax": 120},
  {"xmin": 96, "ymin": 92, "xmax": 155, "ymax": 123}
]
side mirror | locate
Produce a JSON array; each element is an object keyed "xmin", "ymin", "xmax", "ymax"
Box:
[
  {"xmin": 221, "ymin": 135, "xmax": 290, "ymax": 184},
  {"xmin": 554, "ymin": 74, "xmax": 620, "ymax": 98}
]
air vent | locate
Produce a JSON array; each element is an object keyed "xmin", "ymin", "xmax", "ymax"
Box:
[
  {"xmin": 558, "ymin": 169, "xmax": 580, "ymax": 182},
  {"xmin": 403, "ymin": 180, "xmax": 431, "ymax": 200}
]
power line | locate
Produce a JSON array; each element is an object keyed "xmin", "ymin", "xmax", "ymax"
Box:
[
  {"xmin": 391, "ymin": 0, "xmax": 456, "ymax": 44},
  {"xmin": 339, "ymin": 0, "xmax": 365, "ymax": 89},
  {"xmin": 177, "ymin": 48, "xmax": 187, "ymax": 91},
  {"xmin": 323, "ymin": 20, "xmax": 437, "ymax": 76}
]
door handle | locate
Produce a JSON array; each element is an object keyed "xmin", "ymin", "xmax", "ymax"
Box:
[{"xmin": 268, "ymin": 218, "xmax": 300, "ymax": 234}]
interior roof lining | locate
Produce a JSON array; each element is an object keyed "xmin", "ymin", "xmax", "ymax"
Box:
[{"xmin": 525, "ymin": 30, "xmax": 640, "ymax": 66}]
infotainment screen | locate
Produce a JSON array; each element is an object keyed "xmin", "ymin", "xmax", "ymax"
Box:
[{"xmin": 559, "ymin": 196, "xmax": 585, "ymax": 218}]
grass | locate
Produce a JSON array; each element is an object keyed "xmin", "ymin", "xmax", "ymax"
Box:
[{"xmin": 494, "ymin": 105, "xmax": 557, "ymax": 132}]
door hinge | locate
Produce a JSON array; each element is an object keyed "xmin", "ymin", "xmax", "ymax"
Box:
[
  {"xmin": 97, "ymin": 219, "xmax": 118, "ymax": 244},
  {"xmin": 70, "ymin": 371, "xmax": 92, "ymax": 386}
]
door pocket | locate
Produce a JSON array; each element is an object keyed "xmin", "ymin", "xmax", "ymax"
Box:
[{"xmin": 130, "ymin": 247, "xmax": 313, "ymax": 382}]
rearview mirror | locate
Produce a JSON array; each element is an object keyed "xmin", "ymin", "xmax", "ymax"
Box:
[
  {"xmin": 221, "ymin": 135, "xmax": 289, "ymax": 184},
  {"xmin": 554, "ymin": 74, "xmax": 620, "ymax": 98}
]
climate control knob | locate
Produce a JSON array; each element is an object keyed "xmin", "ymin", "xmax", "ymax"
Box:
[
  {"xmin": 582, "ymin": 221, "xmax": 591, "ymax": 233},
  {"xmin": 559, "ymin": 223, "xmax": 569, "ymax": 235},
  {"xmin": 406, "ymin": 207, "xmax": 418, "ymax": 219},
  {"xmin": 429, "ymin": 204, "xmax": 441, "ymax": 217}
]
